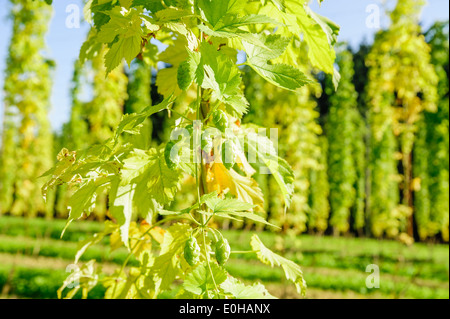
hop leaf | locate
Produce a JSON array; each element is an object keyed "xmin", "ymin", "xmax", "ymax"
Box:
[
  {"xmin": 221, "ymin": 277, "xmax": 276, "ymax": 299},
  {"xmin": 183, "ymin": 263, "xmax": 228, "ymax": 296},
  {"xmin": 243, "ymin": 34, "xmax": 312, "ymax": 91},
  {"xmin": 96, "ymin": 7, "xmax": 149, "ymax": 74},
  {"xmin": 206, "ymin": 163, "xmax": 264, "ymax": 208},
  {"xmin": 251, "ymin": 234, "xmax": 307, "ymax": 296}
]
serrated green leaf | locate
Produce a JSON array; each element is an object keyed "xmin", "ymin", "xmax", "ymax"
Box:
[
  {"xmin": 133, "ymin": 183, "xmax": 161, "ymax": 221},
  {"xmin": 262, "ymin": 0, "xmax": 285, "ymax": 12},
  {"xmin": 73, "ymin": 222, "xmax": 117, "ymax": 262},
  {"xmin": 332, "ymin": 66, "xmax": 341, "ymax": 91},
  {"xmin": 200, "ymin": 13, "xmax": 280, "ymax": 39},
  {"xmin": 180, "ymin": 191, "xmax": 220, "ymax": 215},
  {"xmin": 96, "ymin": 6, "xmax": 146, "ymax": 73},
  {"xmin": 156, "ymin": 68, "xmax": 183, "ymax": 98},
  {"xmin": 156, "ymin": 39, "xmax": 191, "ymax": 97},
  {"xmin": 120, "ymin": 148, "xmax": 182, "ymax": 215},
  {"xmin": 215, "ymin": 14, "xmax": 279, "ymax": 31},
  {"xmin": 104, "ymin": 38, "xmax": 126, "ymax": 72},
  {"xmin": 133, "ymin": 0, "xmax": 165, "ymax": 12},
  {"xmin": 154, "ymin": 8, "xmax": 194, "ymax": 22},
  {"xmin": 199, "ymin": 196, "xmax": 269, "ymax": 224},
  {"xmin": 197, "ymin": 2, "xmax": 280, "ymax": 51},
  {"xmin": 152, "ymin": 253, "xmax": 177, "ymax": 294},
  {"xmin": 89, "ymin": 0, "xmax": 115, "ymax": 30},
  {"xmin": 41, "ymin": 148, "xmax": 77, "ymax": 201},
  {"xmin": 198, "ymin": 0, "xmax": 244, "ymax": 28},
  {"xmin": 160, "ymin": 223, "xmax": 191, "ymax": 254},
  {"xmin": 250, "ymin": 62, "xmax": 312, "ymax": 91},
  {"xmin": 177, "ymin": 49, "xmax": 202, "ymax": 91},
  {"xmin": 206, "ymin": 164, "xmax": 265, "ymax": 208},
  {"xmin": 304, "ymin": 7, "xmax": 340, "ymax": 47},
  {"xmin": 109, "ymin": 181, "xmax": 135, "ymax": 248},
  {"xmin": 152, "ymin": 223, "xmax": 192, "ymax": 293},
  {"xmin": 244, "ymin": 130, "xmax": 295, "ymax": 208},
  {"xmin": 119, "ymin": 0, "xmax": 133, "ymax": 8},
  {"xmin": 215, "ymin": 211, "xmax": 279, "ymax": 228},
  {"xmin": 79, "ymin": 30, "xmax": 103, "ymax": 63},
  {"xmin": 204, "ymin": 196, "xmax": 255, "ymax": 213},
  {"xmin": 183, "ymin": 263, "xmax": 228, "ymax": 296},
  {"xmin": 199, "ymin": 43, "xmax": 249, "ymax": 117},
  {"xmin": 67, "ymin": 181, "xmax": 98, "ymax": 221},
  {"xmin": 294, "ymin": 5, "xmax": 337, "ymax": 75},
  {"xmin": 243, "ymin": 34, "xmax": 312, "ymax": 91},
  {"xmin": 250, "ymin": 235, "xmax": 307, "ymax": 296},
  {"xmin": 243, "ymin": 34, "xmax": 290, "ymax": 61},
  {"xmin": 272, "ymin": 0, "xmax": 286, "ymax": 11},
  {"xmin": 114, "ymin": 97, "xmax": 173, "ymax": 142},
  {"xmin": 198, "ymin": 25, "xmax": 273, "ymax": 52},
  {"xmin": 75, "ymin": 232, "xmax": 106, "ymax": 264},
  {"xmin": 159, "ymin": 38, "xmax": 189, "ymax": 66},
  {"xmin": 221, "ymin": 277, "xmax": 276, "ymax": 299}
]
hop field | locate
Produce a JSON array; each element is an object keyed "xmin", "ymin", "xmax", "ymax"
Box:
[{"xmin": 0, "ymin": 217, "xmax": 447, "ymax": 299}]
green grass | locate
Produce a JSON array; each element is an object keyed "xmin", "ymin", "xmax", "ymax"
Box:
[
  {"xmin": 225, "ymin": 230, "xmax": 449, "ymax": 264},
  {"xmin": 0, "ymin": 234, "xmax": 133, "ymax": 266},
  {"xmin": 0, "ymin": 216, "xmax": 448, "ymax": 299},
  {"xmin": 0, "ymin": 216, "xmax": 103, "ymax": 242},
  {"xmin": 225, "ymin": 230, "xmax": 450, "ymax": 282},
  {"xmin": 0, "ymin": 231, "xmax": 448, "ymax": 282},
  {"xmin": 0, "ymin": 232, "xmax": 447, "ymax": 283},
  {"xmin": 225, "ymin": 261, "xmax": 449, "ymax": 299}
]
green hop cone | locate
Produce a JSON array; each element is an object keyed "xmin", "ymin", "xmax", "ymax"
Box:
[
  {"xmin": 164, "ymin": 140, "xmax": 178, "ymax": 170},
  {"xmin": 129, "ymin": 267, "xmax": 141, "ymax": 279},
  {"xmin": 164, "ymin": 125, "xmax": 193, "ymax": 169},
  {"xmin": 184, "ymin": 124, "xmax": 194, "ymax": 136},
  {"xmin": 212, "ymin": 110, "xmax": 228, "ymax": 132},
  {"xmin": 221, "ymin": 140, "xmax": 236, "ymax": 170},
  {"xmin": 215, "ymin": 238, "xmax": 231, "ymax": 265},
  {"xmin": 184, "ymin": 237, "xmax": 201, "ymax": 266}
]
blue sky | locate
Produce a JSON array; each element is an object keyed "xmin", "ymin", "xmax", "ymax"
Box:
[{"xmin": 0, "ymin": 0, "xmax": 448, "ymax": 133}]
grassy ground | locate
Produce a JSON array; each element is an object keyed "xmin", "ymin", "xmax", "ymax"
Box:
[{"xmin": 0, "ymin": 216, "xmax": 448, "ymax": 299}]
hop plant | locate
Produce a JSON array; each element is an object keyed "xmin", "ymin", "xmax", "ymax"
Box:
[
  {"xmin": 184, "ymin": 237, "xmax": 201, "ymax": 267},
  {"xmin": 215, "ymin": 238, "xmax": 231, "ymax": 265},
  {"xmin": 41, "ymin": 0, "xmax": 339, "ymax": 299}
]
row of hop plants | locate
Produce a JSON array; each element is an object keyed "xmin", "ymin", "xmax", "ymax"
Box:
[{"xmin": 11, "ymin": 0, "xmax": 343, "ymax": 300}]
